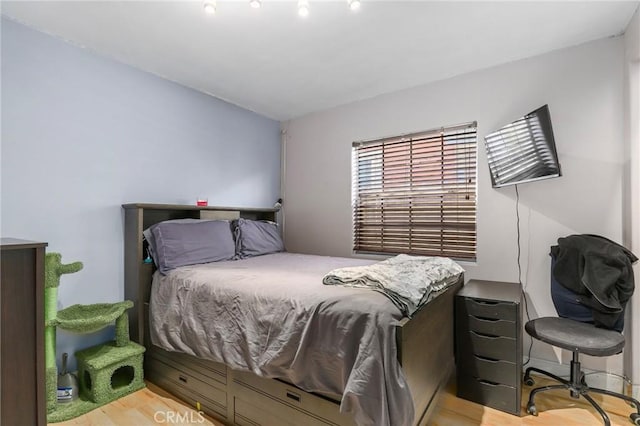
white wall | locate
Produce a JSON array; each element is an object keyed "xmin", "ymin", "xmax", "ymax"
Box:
[
  {"xmin": 623, "ymin": 4, "xmax": 640, "ymax": 398},
  {"xmin": 283, "ymin": 37, "xmax": 626, "ymax": 373}
]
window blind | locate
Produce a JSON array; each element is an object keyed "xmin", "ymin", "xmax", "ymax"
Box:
[{"xmin": 352, "ymin": 123, "xmax": 477, "ymax": 260}]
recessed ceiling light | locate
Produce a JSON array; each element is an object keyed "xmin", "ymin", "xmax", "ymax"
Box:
[
  {"xmin": 249, "ymin": 0, "xmax": 262, "ymax": 9},
  {"xmin": 298, "ymin": 0, "xmax": 310, "ymax": 17},
  {"xmin": 203, "ymin": 0, "xmax": 217, "ymax": 15},
  {"xmin": 348, "ymin": 0, "xmax": 361, "ymax": 11}
]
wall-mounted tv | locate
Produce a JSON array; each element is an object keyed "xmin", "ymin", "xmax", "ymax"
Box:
[{"xmin": 484, "ymin": 104, "xmax": 561, "ymax": 188}]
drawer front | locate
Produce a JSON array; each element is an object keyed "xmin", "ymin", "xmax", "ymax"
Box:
[
  {"xmin": 235, "ymin": 397, "xmax": 290, "ymax": 426},
  {"xmin": 456, "ymin": 375, "xmax": 520, "ymax": 415},
  {"xmin": 457, "ymin": 354, "xmax": 518, "ymax": 387},
  {"xmin": 463, "ymin": 316, "xmax": 517, "ymax": 338},
  {"xmin": 148, "ymin": 346, "xmax": 227, "ymax": 385},
  {"xmin": 146, "ymin": 356, "xmax": 227, "ymax": 413},
  {"xmin": 459, "ymin": 331, "xmax": 517, "ymax": 362},
  {"xmin": 234, "ymin": 395, "xmax": 326, "ymax": 426},
  {"xmin": 460, "ymin": 297, "xmax": 517, "ymax": 321},
  {"xmin": 232, "ymin": 370, "xmax": 353, "ymax": 425},
  {"xmin": 146, "ymin": 363, "xmax": 227, "ymax": 420}
]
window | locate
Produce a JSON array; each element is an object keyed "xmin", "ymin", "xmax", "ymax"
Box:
[{"xmin": 352, "ymin": 122, "xmax": 477, "ymax": 260}]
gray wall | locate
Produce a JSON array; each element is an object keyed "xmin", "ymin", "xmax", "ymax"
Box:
[
  {"xmin": 1, "ymin": 18, "xmax": 281, "ymax": 367},
  {"xmin": 282, "ymin": 36, "xmax": 626, "ymax": 376}
]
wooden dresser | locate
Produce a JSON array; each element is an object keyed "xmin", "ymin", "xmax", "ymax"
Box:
[
  {"xmin": 455, "ymin": 279, "xmax": 523, "ymax": 416},
  {"xmin": 1, "ymin": 238, "xmax": 47, "ymax": 426}
]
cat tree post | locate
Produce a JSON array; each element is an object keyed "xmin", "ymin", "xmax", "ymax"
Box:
[{"xmin": 44, "ymin": 253, "xmax": 83, "ymax": 414}]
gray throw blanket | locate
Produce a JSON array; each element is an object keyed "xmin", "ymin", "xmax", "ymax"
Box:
[{"xmin": 323, "ymin": 254, "xmax": 464, "ymax": 317}]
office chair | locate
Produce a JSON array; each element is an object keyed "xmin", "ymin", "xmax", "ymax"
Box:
[
  {"xmin": 523, "ymin": 316, "xmax": 640, "ymax": 425},
  {"xmin": 524, "ymin": 236, "xmax": 639, "ymax": 424}
]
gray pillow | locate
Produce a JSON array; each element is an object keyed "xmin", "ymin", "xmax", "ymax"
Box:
[
  {"xmin": 149, "ymin": 219, "xmax": 236, "ymax": 274},
  {"xmin": 234, "ymin": 218, "xmax": 285, "ymax": 258},
  {"xmin": 143, "ymin": 218, "xmax": 201, "ymax": 267}
]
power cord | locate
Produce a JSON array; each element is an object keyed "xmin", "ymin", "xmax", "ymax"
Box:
[{"xmin": 515, "ymin": 184, "xmax": 533, "ymax": 366}]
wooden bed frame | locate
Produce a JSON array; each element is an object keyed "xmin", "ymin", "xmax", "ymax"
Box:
[{"xmin": 123, "ymin": 203, "xmax": 462, "ymax": 426}]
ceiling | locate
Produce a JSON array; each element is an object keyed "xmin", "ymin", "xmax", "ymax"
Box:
[{"xmin": 2, "ymin": 1, "xmax": 638, "ymax": 121}]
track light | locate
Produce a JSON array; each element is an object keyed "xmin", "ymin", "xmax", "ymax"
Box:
[
  {"xmin": 298, "ymin": 0, "xmax": 310, "ymax": 17},
  {"xmin": 249, "ymin": 0, "xmax": 261, "ymax": 9},
  {"xmin": 203, "ymin": 0, "xmax": 217, "ymax": 15},
  {"xmin": 348, "ymin": 0, "xmax": 361, "ymax": 11}
]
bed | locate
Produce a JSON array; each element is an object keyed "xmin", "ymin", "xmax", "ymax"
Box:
[{"xmin": 123, "ymin": 203, "xmax": 464, "ymax": 426}]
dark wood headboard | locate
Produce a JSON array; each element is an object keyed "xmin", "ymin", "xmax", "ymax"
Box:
[{"xmin": 122, "ymin": 203, "xmax": 278, "ymax": 345}]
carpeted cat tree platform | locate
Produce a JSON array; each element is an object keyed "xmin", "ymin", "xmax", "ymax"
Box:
[{"xmin": 45, "ymin": 253, "xmax": 145, "ymax": 423}]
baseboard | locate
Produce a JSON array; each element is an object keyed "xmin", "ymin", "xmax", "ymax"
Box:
[
  {"xmin": 633, "ymin": 384, "xmax": 640, "ymax": 400},
  {"xmin": 526, "ymin": 357, "xmax": 630, "ymax": 395}
]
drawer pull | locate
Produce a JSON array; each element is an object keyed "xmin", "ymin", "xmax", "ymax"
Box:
[
  {"xmin": 474, "ymin": 316, "xmax": 500, "ymax": 322},
  {"xmin": 286, "ymin": 391, "xmax": 301, "ymax": 403},
  {"xmin": 473, "ymin": 300, "xmax": 499, "ymax": 305},
  {"xmin": 478, "ymin": 379, "xmax": 500, "ymax": 386},
  {"xmin": 471, "ymin": 330, "xmax": 500, "ymax": 339},
  {"xmin": 178, "ymin": 375, "xmax": 188, "ymax": 383},
  {"xmin": 475, "ymin": 355, "xmax": 499, "ymax": 363}
]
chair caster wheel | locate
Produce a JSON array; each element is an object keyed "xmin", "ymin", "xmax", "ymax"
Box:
[
  {"xmin": 630, "ymin": 412, "xmax": 640, "ymax": 425},
  {"xmin": 580, "ymin": 373, "xmax": 586, "ymax": 385},
  {"xmin": 527, "ymin": 402, "xmax": 538, "ymax": 416},
  {"xmin": 524, "ymin": 377, "xmax": 535, "ymax": 386}
]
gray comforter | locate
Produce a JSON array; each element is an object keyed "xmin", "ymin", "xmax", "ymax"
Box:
[{"xmin": 150, "ymin": 253, "xmax": 458, "ymax": 425}]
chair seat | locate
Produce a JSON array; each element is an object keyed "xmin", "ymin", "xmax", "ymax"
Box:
[{"xmin": 525, "ymin": 317, "xmax": 624, "ymax": 356}]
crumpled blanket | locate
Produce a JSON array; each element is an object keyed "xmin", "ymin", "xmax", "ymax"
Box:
[{"xmin": 323, "ymin": 254, "xmax": 464, "ymax": 317}]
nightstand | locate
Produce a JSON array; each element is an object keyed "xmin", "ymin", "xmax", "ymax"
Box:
[{"xmin": 455, "ymin": 279, "xmax": 523, "ymax": 415}]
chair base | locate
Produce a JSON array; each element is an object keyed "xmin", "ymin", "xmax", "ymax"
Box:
[{"xmin": 524, "ymin": 352, "xmax": 640, "ymax": 426}]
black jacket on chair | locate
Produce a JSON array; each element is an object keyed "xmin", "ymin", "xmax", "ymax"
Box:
[{"xmin": 550, "ymin": 234, "xmax": 637, "ymax": 330}]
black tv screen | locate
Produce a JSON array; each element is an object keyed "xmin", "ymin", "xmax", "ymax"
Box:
[{"xmin": 484, "ymin": 105, "xmax": 561, "ymax": 187}]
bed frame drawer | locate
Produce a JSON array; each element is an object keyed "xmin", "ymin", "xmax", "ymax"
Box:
[
  {"xmin": 146, "ymin": 357, "xmax": 228, "ymax": 420},
  {"xmin": 148, "ymin": 346, "xmax": 227, "ymax": 386},
  {"xmin": 234, "ymin": 396, "xmax": 293, "ymax": 426},
  {"xmin": 231, "ymin": 370, "xmax": 355, "ymax": 426},
  {"xmin": 234, "ymin": 392, "xmax": 331, "ymax": 426}
]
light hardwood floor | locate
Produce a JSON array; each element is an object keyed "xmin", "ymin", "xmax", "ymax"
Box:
[
  {"xmin": 53, "ymin": 374, "xmax": 638, "ymax": 426},
  {"xmin": 53, "ymin": 382, "xmax": 223, "ymax": 426},
  {"xmin": 433, "ymin": 375, "xmax": 637, "ymax": 426}
]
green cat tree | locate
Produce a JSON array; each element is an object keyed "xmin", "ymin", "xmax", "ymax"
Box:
[{"xmin": 45, "ymin": 253, "xmax": 145, "ymax": 423}]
